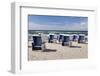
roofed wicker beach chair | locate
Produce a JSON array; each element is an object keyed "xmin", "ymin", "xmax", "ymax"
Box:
[
  {"xmin": 32, "ymin": 36, "xmax": 45, "ymax": 50},
  {"xmin": 85, "ymin": 36, "xmax": 88, "ymax": 43},
  {"xmin": 58, "ymin": 34, "xmax": 64, "ymax": 42},
  {"xmin": 48, "ymin": 34, "xmax": 54, "ymax": 43},
  {"xmin": 78, "ymin": 34, "xmax": 85, "ymax": 43},
  {"xmin": 62, "ymin": 35, "xmax": 72, "ymax": 46},
  {"xmin": 73, "ymin": 34, "xmax": 79, "ymax": 41}
]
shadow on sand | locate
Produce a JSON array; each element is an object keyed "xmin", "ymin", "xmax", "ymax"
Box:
[
  {"xmin": 42, "ymin": 49, "xmax": 57, "ymax": 52},
  {"xmin": 70, "ymin": 46, "xmax": 81, "ymax": 48}
]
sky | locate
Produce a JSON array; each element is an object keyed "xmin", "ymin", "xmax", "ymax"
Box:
[{"xmin": 28, "ymin": 15, "xmax": 88, "ymax": 31}]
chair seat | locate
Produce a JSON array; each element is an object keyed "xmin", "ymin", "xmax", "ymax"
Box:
[{"xmin": 34, "ymin": 46, "xmax": 41, "ymax": 48}]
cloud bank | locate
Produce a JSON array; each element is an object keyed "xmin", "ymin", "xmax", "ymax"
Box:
[{"xmin": 28, "ymin": 21, "xmax": 88, "ymax": 31}]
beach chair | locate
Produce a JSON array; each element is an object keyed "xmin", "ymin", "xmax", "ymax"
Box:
[
  {"xmin": 62, "ymin": 35, "xmax": 72, "ymax": 46},
  {"xmin": 32, "ymin": 36, "xmax": 45, "ymax": 50},
  {"xmin": 73, "ymin": 34, "xmax": 79, "ymax": 41},
  {"xmin": 85, "ymin": 36, "xmax": 88, "ymax": 43},
  {"xmin": 78, "ymin": 34, "xmax": 85, "ymax": 43},
  {"xmin": 58, "ymin": 34, "xmax": 63, "ymax": 42},
  {"xmin": 48, "ymin": 34, "xmax": 54, "ymax": 43}
]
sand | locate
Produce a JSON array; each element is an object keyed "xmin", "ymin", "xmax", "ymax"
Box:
[{"xmin": 28, "ymin": 41, "xmax": 88, "ymax": 61}]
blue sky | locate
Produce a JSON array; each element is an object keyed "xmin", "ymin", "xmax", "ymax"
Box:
[{"xmin": 28, "ymin": 15, "xmax": 88, "ymax": 31}]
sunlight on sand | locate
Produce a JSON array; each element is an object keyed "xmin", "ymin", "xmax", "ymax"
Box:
[{"xmin": 28, "ymin": 41, "xmax": 88, "ymax": 61}]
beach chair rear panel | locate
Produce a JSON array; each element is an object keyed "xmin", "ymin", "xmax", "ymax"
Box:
[
  {"xmin": 33, "ymin": 36, "xmax": 42, "ymax": 46},
  {"xmin": 63, "ymin": 36, "xmax": 70, "ymax": 42},
  {"xmin": 49, "ymin": 35, "xmax": 54, "ymax": 40}
]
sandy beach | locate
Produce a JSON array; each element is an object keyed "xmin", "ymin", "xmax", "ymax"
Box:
[
  {"xmin": 28, "ymin": 40, "xmax": 88, "ymax": 61},
  {"xmin": 28, "ymin": 15, "xmax": 88, "ymax": 61}
]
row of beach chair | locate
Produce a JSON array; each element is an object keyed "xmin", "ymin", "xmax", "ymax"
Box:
[
  {"xmin": 31, "ymin": 34, "xmax": 87, "ymax": 50},
  {"xmin": 48, "ymin": 34, "xmax": 87, "ymax": 43}
]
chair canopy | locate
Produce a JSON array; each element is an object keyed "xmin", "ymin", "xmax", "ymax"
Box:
[{"xmin": 62, "ymin": 35, "xmax": 70, "ymax": 42}]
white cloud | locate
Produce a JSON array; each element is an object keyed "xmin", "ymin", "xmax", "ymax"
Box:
[
  {"xmin": 29, "ymin": 22, "xmax": 64, "ymax": 30},
  {"xmin": 29, "ymin": 21, "xmax": 88, "ymax": 31}
]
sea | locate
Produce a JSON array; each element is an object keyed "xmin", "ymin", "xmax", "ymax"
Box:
[
  {"xmin": 28, "ymin": 30, "xmax": 88, "ymax": 41},
  {"xmin": 28, "ymin": 30, "xmax": 88, "ymax": 35}
]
